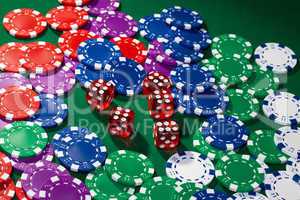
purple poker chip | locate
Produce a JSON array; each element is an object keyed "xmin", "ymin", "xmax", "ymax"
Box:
[
  {"xmin": 64, "ymin": 56, "xmax": 78, "ymax": 72},
  {"xmin": 0, "ymin": 119, "xmax": 8, "ymax": 129},
  {"xmin": 148, "ymin": 39, "xmax": 178, "ymax": 67},
  {"xmin": 144, "ymin": 57, "xmax": 174, "ymax": 77},
  {"xmin": 85, "ymin": 0, "xmax": 120, "ymax": 16},
  {"xmin": 95, "ymin": 11, "xmax": 138, "ymax": 37},
  {"xmin": 0, "ymin": 72, "xmax": 32, "ymax": 89},
  {"xmin": 29, "ymin": 65, "xmax": 76, "ymax": 96},
  {"xmin": 10, "ymin": 145, "xmax": 54, "ymax": 173},
  {"xmin": 20, "ymin": 160, "xmax": 70, "ymax": 199},
  {"xmin": 39, "ymin": 175, "xmax": 91, "ymax": 200}
]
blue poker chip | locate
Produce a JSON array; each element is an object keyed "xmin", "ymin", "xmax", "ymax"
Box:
[
  {"xmin": 139, "ymin": 13, "xmax": 175, "ymax": 41},
  {"xmin": 51, "ymin": 126, "xmax": 107, "ymax": 172},
  {"xmin": 170, "ymin": 64, "xmax": 215, "ymax": 93},
  {"xmin": 229, "ymin": 192, "xmax": 269, "ymax": 200},
  {"xmin": 172, "ymin": 88, "xmax": 195, "ymax": 115},
  {"xmin": 200, "ymin": 115, "xmax": 249, "ymax": 151},
  {"xmin": 75, "ymin": 63, "xmax": 109, "ymax": 88},
  {"xmin": 104, "ymin": 57, "xmax": 146, "ymax": 96},
  {"xmin": 174, "ymin": 28, "xmax": 212, "ymax": 51},
  {"xmin": 77, "ymin": 38, "xmax": 121, "ymax": 70},
  {"xmin": 163, "ymin": 41, "xmax": 204, "ymax": 64},
  {"xmin": 30, "ymin": 94, "xmax": 68, "ymax": 128},
  {"xmin": 161, "ymin": 6, "xmax": 203, "ymax": 30},
  {"xmin": 191, "ymin": 189, "xmax": 229, "ymax": 200}
]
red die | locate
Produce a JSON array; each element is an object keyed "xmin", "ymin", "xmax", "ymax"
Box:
[
  {"xmin": 153, "ymin": 120, "xmax": 180, "ymax": 150},
  {"xmin": 148, "ymin": 89, "xmax": 174, "ymax": 120},
  {"xmin": 142, "ymin": 71, "xmax": 172, "ymax": 95},
  {"xmin": 87, "ymin": 79, "xmax": 115, "ymax": 111},
  {"xmin": 108, "ymin": 107, "xmax": 135, "ymax": 138}
]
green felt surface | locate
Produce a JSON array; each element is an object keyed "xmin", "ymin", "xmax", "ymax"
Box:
[{"xmin": 0, "ymin": 0, "xmax": 299, "ymax": 198}]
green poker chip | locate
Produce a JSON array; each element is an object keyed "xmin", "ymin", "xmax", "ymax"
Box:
[
  {"xmin": 173, "ymin": 182, "xmax": 204, "ymax": 200},
  {"xmin": 139, "ymin": 176, "xmax": 180, "ymax": 200},
  {"xmin": 225, "ymin": 89, "xmax": 260, "ymax": 121},
  {"xmin": 85, "ymin": 167, "xmax": 135, "ymax": 200},
  {"xmin": 192, "ymin": 129, "xmax": 227, "ymax": 160},
  {"xmin": 240, "ymin": 64, "xmax": 280, "ymax": 98},
  {"xmin": 0, "ymin": 121, "xmax": 48, "ymax": 158},
  {"xmin": 247, "ymin": 129, "xmax": 289, "ymax": 164},
  {"xmin": 104, "ymin": 150, "xmax": 155, "ymax": 187},
  {"xmin": 202, "ymin": 56, "xmax": 253, "ymax": 85},
  {"xmin": 216, "ymin": 152, "xmax": 266, "ymax": 192},
  {"xmin": 128, "ymin": 193, "xmax": 148, "ymax": 200},
  {"xmin": 211, "ymin": 34, "xmax": 253, "ymax": 59}
]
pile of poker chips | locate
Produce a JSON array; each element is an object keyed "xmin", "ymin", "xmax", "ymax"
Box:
[{"xmin": 0, "ymin": 0, "xmax": 299, "ymax": 199}]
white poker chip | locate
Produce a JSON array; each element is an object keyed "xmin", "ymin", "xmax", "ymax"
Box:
[
  {"xmin": 262, "ymin": 91, "xmax": 300, "ymax": 126},
  {"xmin": 275, "ymin": 126, "xmax": 300, "ymax": 159},
  {"xmin": 286, "ymin": 158, "xmax": 300, "ymax": 176},
  {"xmin": 231, "ymin": 192, "xmax": 268, "ymax": 200},
  {"xmin": 264, "ymin": 171, "xmax": 300, "ymax": 200},
  {"xmin": 254, "ymin": 42, "xmax": 298, "ymax": 74},
  {"xmin": 165, "ymin": 151, "xmax": 215, "ymax": 186}
]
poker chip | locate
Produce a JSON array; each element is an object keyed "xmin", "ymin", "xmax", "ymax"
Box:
[
  {"xmin": 200, "ymin": 115, "xmax": 249, "ymax": 151},
  {"xmin": 77, "ymin": 38, "xmax": 121, "ymax": 70},
  {"xmin": 162, "ymin": 40, "xmax": 204, "ymax": 64},
  {"xmin": 225, "ymin": 89, "xmax": 260, "ymax": 121},
  {"xmin": 286, "ymin": 157, "xmax": 300, "ymax": 176},
  {"xmin": 144, "ymin": 57, "xmax": 173, "ymax": 77},
  {"xmin": 75, "ymin": 63, "xmax": 108, "ymax": 88},
  {"xmin": 165, "ymin": 151, "xmax": 215, "ymax": 185},
  {"xmin": 161, "ymin": 6, "xmax": 203, "ymax": 30},
  {"xmin": 10, "ymin": 145, "xmax": 54, "ymax": 172},
  {"xmin": 191, "ymin": 189, "xmax": 229, "ymax": 200},
  {"xmin": 85, "ymin": 0, "xmax": 120, "ymax": 16},
  {"xmin": 64, "ymin": 56, "xmax": 78, "ymax": 72},
  {"xmin": 0, "ymin": 121, "xmax": 48, "ymax": 158},
  {"xmin": 30, "ymin": 94, "xmax": 68, "ymax": 128},
  {"xmin": 0, "ymin": 42, "xmax": 26, "ymax": 73},
  {"xmin": 262, "ymin": 91, "xmax": 300, "ymax": 126},
  {"xmin": 0, "ymin": 151, "xmax": 12, "ymax": 183},
  {"xmin": 46, "ymin": 6, "xmax": 89, "ymax": 31},
  {"xmin": 58, "ymin": 0, "xmax": 91, "ymax": 6},
  {"xmin": 202, "ymin": 55, "xmax": 253, "ymax": 85},
  {"xmin": 105, "ymin": 150, "xmax": 155, "ymax": 186},
  {"xmin": 29, "ymin": 65, "xmax": 76, "ymax": 96},
  {"xmin": 139, "ymin": 13, "xmax": 176, "ymax": 41},
  {"xmin": 230, "ymin": 192, "xmax": 269, "ymax": 200},
  {"xmin": 0, "ymin": 86, "xmax": 40, "ymax": 121},
  {"xmin": 247, "ymin": 130, "xmax": 289, "ymax": 164},
  {"xmin": 52, "ymin": 126, "xmax": 107, "ymax": 172},
  {"xmin": 275, "ymin": 126, "xmax": 300, "ymax": 159},
  {"xmin": 216, "ymin": 152, "xmax": 266, "ymax": 192},
  {"xmin": 174, "ymin": 28, "xmax": 212, "ymax": 51},
  {"xmin": 264, "ymin": 171, "xmax": 300, "ymax": 200},
  {"xmin": 211, "ymin": 34, "xmax": 253, "ymax": 59},
  {"xmin": 254, "ymin": 42, "xmax": 298, "ymax": 74},
  {"xmin": 20, "ymin": 161, "xmax": 70, "ymax": 199},
  {"xmin": 172, "ymin": 88, "xmax": 195, "ymax": 115},
  {"xmin": 58, "ymin": 29, "xmax": 99, "ymax": 59},
  {"xmin": 173, "ymin": 182, "xmax": 204, "ymax": 200},
  {"xmin": 94, "ymin": 11, "xmax": 138, "ymax": 37},
  {"xmin": 139, "ymin": 176, "xmax": 180, "ymax": 199},
  {"xmin": 148, "ymin": 39, "xmax": 177, "ymax": 67},
  {"xmin": 170, "ymin": 64, "xmax": 215, "ymax": 93},
  {"xmin": 15, "ymin": 179, "xmax": 30, "ymax": 200},
  {"xmin": 193, "ymin": 127, "xmax": 228, "ymax": 161},
  {"xmin": 240, "ymin": 64, "xmax": 280, "ymax": 98},
  {"xmin": 104, "ymin": 57, "xmax": 146, "ymax": 96},
  {"xmin": 19, "ymin": 41, "xmax": 64, "ymax": 74},
  {"xmin": 3, "ymin": 8, "xmax": 47, "ymax": 39},
  {"xmin": 0, "ymin": 72, "xmax": 32, "ymax": 89},
  {"xmin": 85, "ymin": 167, "xmax": 135, "ymax": 199},
  {"xmin": 0, "ymin": 178, "xmax": 15, "ymax": 199},
  {"xmin": 110, "ymin": 37, "xmax": 148, "ymax": 64}
]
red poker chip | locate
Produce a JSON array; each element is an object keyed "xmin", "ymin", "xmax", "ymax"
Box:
[
  {"xmin": 15, "ymin": 179, "xmax": 30, "ymax": 200},
  {"xmin": 0, "ymin": 152, "xmax": 12, "ymax": 184},
  {"xmin": 0, "ymin": 43, "xmax": 26, "ymax": 73},
  {"xmin": 58, "ymin": 0, "xmax": 91, "ymax": 6},
  {"xmin": 46, "ymin": 6, "xmax": 89, "ymax": 31},
  {"xmin": 0, "ymin": 86, "xmax": 40, "ymax": 121},
  {"xmin": 19, "ymin": 42, "xmax": 64, "ymax": 74},
  {"xmin": 0, "ymin": 178, "xmax": 15, "ymax": 200},
  {"xmin": 58, "ymin": 29, "xmax": 99, "ymax": 59},
  {"xmin": 110, "ymin": 37, "xmax": 148, "ymax": 64},
  {"xmin": 3, "ymin": 8, "xmax": 47, "ymax": 39}
]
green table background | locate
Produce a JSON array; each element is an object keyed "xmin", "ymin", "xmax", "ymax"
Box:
[{"xmin": 0, "ymin": 0, "xmax": 300, "ymax": 198}]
